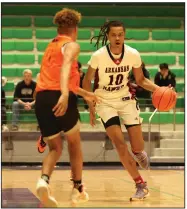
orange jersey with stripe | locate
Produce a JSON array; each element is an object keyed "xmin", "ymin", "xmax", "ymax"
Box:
[{"xmin": 36, "ymin": 35, "xmax": 80, "ymax": 93}]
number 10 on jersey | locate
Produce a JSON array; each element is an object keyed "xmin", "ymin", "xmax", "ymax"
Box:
[{"xmin": 108, "ymin": 74, "xmax": 124, "ymax": 86}]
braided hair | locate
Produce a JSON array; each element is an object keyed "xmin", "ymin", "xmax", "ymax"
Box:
[{"xmin": 91, "ymin": 20, "xmax": 125, "ymax": 49}]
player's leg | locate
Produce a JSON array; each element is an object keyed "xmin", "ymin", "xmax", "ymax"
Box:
[
  {"xmin": 102, "ymin": 118, "xmax": 149, "ymax": 201},
  {"xmin": 97, "ymin": 101, "xmax": 149, "ymax": 201},
  {"xmin": 62, "ymin": 92, "xmax": 89, "ymax": 205},
  {"xmin": 42, "ymin": 135, "xmax": 62, "ymax": 177},
  {"xmin": 126, "ymin": 124, "xmax": 144, "ymax": 152},
  {"xmin": 35, "ymin": 91, "xmax": 63, "ymax": 207},
  {"xmin": 102, "ymin": 117, "xmax": 142, "ymax": 179},
  {"xmin": 66, "ymin": 129, "xmax": 89, "ymax": 205},
  {"xmin": 66, "ymin": 128, "xmax": 83, "ymax": 183},
  {"xmin": 118, "ymin": 99, "xmax": 149, "ymax": 200},
  {"xmin": 126, "ymin": 124, "xmax": 148, "ymax": 169},
  {"xmin": 97, "ymin": 102, "xmax": 139, "ymax": 178},
  {"xmin": 120, "ymin": 99, "xmax": 149, "ymax": 169},
  {"xmin": 36, "ymin": 135, "xmax": 62, "ymax": 207},
  {"xmin": 98, "ymin": 105, "xmax": 145, "ymax": 179}
]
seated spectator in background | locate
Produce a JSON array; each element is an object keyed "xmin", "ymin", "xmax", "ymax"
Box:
[
  {"xmin": 77, "ymin": 61, "xmax": 89, "ymax": 111},
  {"xmin": 2, "ymin": 77, "xmax": 9, "ymax": 132},
  {"xmin": 129, "ymin": 62, "xmax": 151, "ymax": 111},
  {"xmin": 154, "ymin": 63, "xmax": 176, "ymax": 88},
  {"xmin": 11, "ymin": 69, "xmax": 36, "ymax": 131}
]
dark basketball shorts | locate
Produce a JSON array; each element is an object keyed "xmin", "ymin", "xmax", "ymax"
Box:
[{"xmin": 35, "ymin": 90, "xmax": 80, "ymax": 140}]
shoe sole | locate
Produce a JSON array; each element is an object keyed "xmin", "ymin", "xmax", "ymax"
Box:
[
  {"xmin": 71, "ymin": 193, "xmax": 89, "ymax": 206},
  {"xmin": 37, "ymin": 186, "xmax": 58, "ymax": 207},
  {"xmin": 78, "ymin": 195, "xmax": 89, "ymax": 203},
  {"xmin": 129, "ymin": 192, "xmax": 150, "ymax": 201},
  {"xmin": 71, "ymin": 198, "xmax": 89, "ymax": 207}
]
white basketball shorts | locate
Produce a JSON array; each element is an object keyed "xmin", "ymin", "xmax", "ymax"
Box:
[{"xmin": 96, "ymin": 96, "xmax": 143, "ymax": 125}]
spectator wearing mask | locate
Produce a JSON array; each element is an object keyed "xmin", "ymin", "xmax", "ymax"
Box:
[
  {"xmin": 154, "ymin": 63, "xmax": 176, "ymax": 88},
  {"xmin": 2, "ymin": 77, "xmax": 9, "ymax": 132},
  {"xmin": 11, "ymin": 69, "xmax": 36, "ymax": 131},
  {"xmin": 129, "ymin": 62, "xmax": 151, "ymax": 111}
]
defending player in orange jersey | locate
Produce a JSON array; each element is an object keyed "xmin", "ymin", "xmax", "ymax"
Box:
[{"xmin": 35, "ymin": 8, "xmax": 99, "ymax": 207}]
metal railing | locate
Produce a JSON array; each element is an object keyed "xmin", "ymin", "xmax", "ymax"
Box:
[
  {"xmin": 148, "ymin": 108, "xmax": 158, "ymax": 168},
  {"xmin": 148, "ymin": 105, "xmax": 177, "ymax": 167},
  {"xmin": 173, "ymin": 105, "xmax": 176, "ymax": 131}
]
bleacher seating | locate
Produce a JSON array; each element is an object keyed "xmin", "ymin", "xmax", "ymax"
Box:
[
  {"xmin": 2, "ymin": 54, "xmax": 35, "ymax": 64},
  {"xmin": 1, "ymin": 4, "xmax": 184, "ymax": 17},
  {"xmin": 2, "ymin": 3, "xmax": 184, "ymax": 124},
  {"xmin": 2, "ymin": 41, "xmax": 34, "ymax": 51},
  {"xmin": 179, "ymin": 55, "xmax": 184, "ymax": 65},
  {"xmin": 2, "ymin": 29, "xmax": 33, "ymax": 39},
  {"xmin": 2, "ymin": 17, "xmax": 32, "ymax": 27},
  {"xmin": 152, "ymin": 30, "xmax": 184, "ymax": 40}
]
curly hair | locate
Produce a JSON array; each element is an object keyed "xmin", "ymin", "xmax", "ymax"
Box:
[{"xmin": 53, "ymin": 8, "xmax": 81, "ymax": 28}]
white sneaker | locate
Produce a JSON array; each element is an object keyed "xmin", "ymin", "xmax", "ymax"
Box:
[
  {"xmin": 71, "ymin": 185, "xmax": 89, "ymax": 206},
  {"xmin": 130, "ymin": 182, "xmax": 150, "ymax": 201},
  {"xmin": 36, "ymin": 178, "xmax": 58, "ymax": 207}
]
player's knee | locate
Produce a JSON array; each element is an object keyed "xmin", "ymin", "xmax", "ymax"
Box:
[
  {"xmin": 66, "ymin": 129, "xmax": 81, "ymax": 144},
  {"xmin": 114, "ymin": 139, "xmax": 128, "ymax": 151},
  {"xmin": 67, "ymin": 135, "xmax": 80, "ymax": 144},
  {"xmin": 49, "ymin": 144, "xmax": 62, "ymax": 157}
]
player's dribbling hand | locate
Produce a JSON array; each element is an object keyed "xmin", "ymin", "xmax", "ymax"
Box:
[
  {"xmin": 52, "ymin": 94, "xmax": 68, "ymax": 117},
  {"xmin": 168, "ymin": 84, "xmax": 174, "ymax": 90},
  {"xmin": 83, "ymin": 92, "xmax": 101, "ymax": 106}
]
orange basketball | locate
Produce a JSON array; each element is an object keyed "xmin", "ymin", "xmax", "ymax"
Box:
[{"xmin": 152, "ymin": 87, "xmax": 177, "ymax": 111}]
